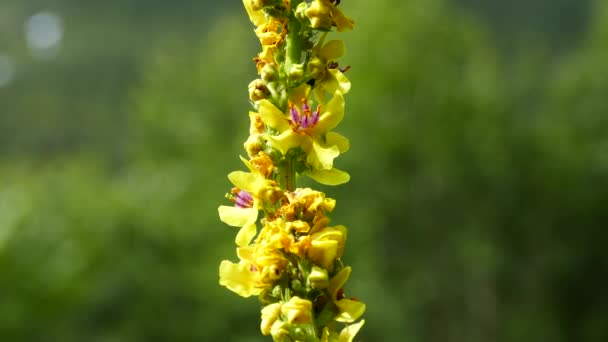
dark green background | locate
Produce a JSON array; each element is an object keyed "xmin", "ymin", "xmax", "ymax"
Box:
[{"xmin": 1, "ymin": 0, "xmax": 606, "ymax": 341}]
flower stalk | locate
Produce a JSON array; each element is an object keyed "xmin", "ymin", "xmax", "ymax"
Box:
[{"xmin": 219, "ymin": 1, "xmax": 364, "ymax": 341}]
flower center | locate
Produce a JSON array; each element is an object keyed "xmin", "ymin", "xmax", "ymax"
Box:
[
  {"xmin": 289, "ymin": 99, "xmax": 321, "ymax": 133},
  {"xmin": 230, "ymin": 187, "xmax": 254, "ymax": 208}
]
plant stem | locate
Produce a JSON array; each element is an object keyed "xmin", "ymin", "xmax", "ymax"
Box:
[
  {"xmin": 286, "ymin": 0, "xmax": 304, "ymax": 72},
  {"xmin": 285, "ymin": 155, "xmax": 295, "ymax": 191},
  {"xmin": 283, "ymin": 0, "xmax": 302, "ymax": 192}
]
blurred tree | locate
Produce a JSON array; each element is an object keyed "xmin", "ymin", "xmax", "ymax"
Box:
[{"xmin": 1, "ymin": 0, "xmax": 607, "ymax": 341}]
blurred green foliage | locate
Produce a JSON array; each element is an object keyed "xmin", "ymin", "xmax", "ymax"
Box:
[{"xmin": 1, "ymin": 0, "xmax": 607, "ymax": 341}]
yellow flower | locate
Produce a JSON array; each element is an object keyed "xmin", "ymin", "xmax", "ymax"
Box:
[
  {"xmin": 304, "ymin": 0, "xmax": 354, "ymax": 32},
  {"xmin": 218, "ymin": 157, "xmax": 281, "ymax": 247},
  {"xmin": 255, "ymin": 18, "xmax": 287, "ymax": 47},
  {"xmin": 328, "ymin": 267, "xmax": 366, "ymax": 323},
  {"xmin": 310, "ymin": 39, "xmax": 351, "ymax": 99},
  {"xmin": 218, "ymin": 260, "xmax": 265, "ymax": 297},
  {"xmin": 281, "ymin": 296, "xmax": 313, "ymax": 324},
  {"xmin": 307, "ymin": 225, "xmax": 347, "ymax": 272},
  {"xmin": 255, "ymin": 218, "xmax": 311, "ymax": 258},
  {"xmin": 238, "ymin": 241, "xmax": 288, "ymax": 284},
  {"xmin": 276, "ymin": 188, "xmax": 335, "ymax": 236},
  {"xmin": 219, "ymin": 237, "xmax": 289, "ymax": 297},
  {"xmin": 256, "ymin": 91, "xmax": 350, "ymax": 185}
]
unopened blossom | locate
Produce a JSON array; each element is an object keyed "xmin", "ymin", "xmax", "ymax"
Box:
[
  {"xmin": 304, "ymin": 0, "xmax": 354, "ymax": 32},
  {"xmin": 261, "ymin": 302, "xmax": 283, "ymax": 335}
]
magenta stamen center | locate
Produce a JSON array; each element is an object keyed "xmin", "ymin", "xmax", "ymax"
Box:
[
  {"xmin": 235, "ymin": 190, "xmax": 254, "ymax": 208},
  {"xmin": 290, "ymin": 101, "xmax": 321, "ymax": 132}
]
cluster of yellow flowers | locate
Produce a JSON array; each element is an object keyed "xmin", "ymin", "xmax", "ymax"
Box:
[{"xmin": 219, "ymin": 1, "xmax": 364, "ymax": 340}]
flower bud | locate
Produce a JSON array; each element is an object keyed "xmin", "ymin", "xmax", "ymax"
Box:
[
  {"xmin": 291, "ymin": 279, "xmax": 304, "ymax": 292},
  {"xmin": 295, "ymin": 2, "xmax": 308, "ymax": 20},
  {"xmin": 281, "ymin": 296, "xmax": 313, "ymax": 324},
  {"xmin": 305, "ymin": 0, "xmax": 332, "ymax": 29},
  {"xmin": 288, "ymin": 63, "xmax": 305, "ymax": 82},
  {"xmin": 259, "ymin": 185, "xmax": 283, "ymax": 204},
  {"xmin": 263, "ymin": 144, "xmax": 282, "ymax": 163},
  {"xmin": 248, "ymin": 79, "xmax": 270, "ymax": 102},
  {"xmin": 308, "ymin": 266, "xmax": 329, "ymax": 290},
  {"xmin": 270, "ymin": 320, "xmax": 289, "ymax": 340},
  {"xmin": 248, "ymin": 0, "xmax": 265, "ymax": 11},
  {"xmin": 244, "ymin": 135, "xmax": 264, "ymax": 157},
  {"xmin": 307, "ymin": 56, "xmax": 325, "ymax": 79},
  {"xmin": 261, "ymin": 63, "xmax": 278, "ymax": 82},
  {"xmin": 260, "ymin": 302, "xmax": 282, "ymax": 335}
]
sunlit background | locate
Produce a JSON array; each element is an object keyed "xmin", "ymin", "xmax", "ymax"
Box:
[{"xmin": 1, "ymin": 0, "xmax": 607, "ymax": 341}]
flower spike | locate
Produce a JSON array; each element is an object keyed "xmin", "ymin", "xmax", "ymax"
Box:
[{"xmin": 218, "ymin": 1, "xmax": 364, "ymax": 340}]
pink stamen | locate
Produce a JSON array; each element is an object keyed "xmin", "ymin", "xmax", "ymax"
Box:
[
  {"xmin": 311, "ymin": 106, "xmax": 320, "ymax": 125},
  {"xmin": 235, "ymin": 190, "xmax": 253, "ymax": 208},
  {"xmin": 290, "ymin": 105, "xmax": 299, "ymax": 124},
  {"xmin": 301, "ymin": 114, "xmax": 309, "ymax": 129}
]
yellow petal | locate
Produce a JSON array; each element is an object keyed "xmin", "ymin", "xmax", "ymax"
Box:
[
  {"xmin": 242, "ymin": 0, "xmax": 266, "ymax": 27},
  {"xmin": 228, "ymin": 170, "xmax": 262, "ymax": 193},
  {"xmin": 329, "ymin": 266, "xmax": 351, "ymax": 298},
  {"xmin": 305, "ymin": 168, "xmax": 350, "ymax": 185},
  {"xmin": 331, "ymin": 6, "xmax": 354, "ymax": 32},
  {"xmin": 315, "ymin": 69, "xmax": 351, "ymax": 98},
  {"xmin": 258, "ymin": 100, "xmax": 291, "ymax": 132},
  {"xmin": 237, "ymin": 245, "xmax": 255, "ymax": 262},
  {"xmin": 326, "ymin": 131, "xmax": 350, "ymax": 153},
  {"xmin": 338, "ymin": 320, "xmax": 365, "ymax": 342},
  {"xmin": 236, "ymin": 222, "xmax": 257, "ymax": 247},
  {"xmin": 218, "ymin": 205, "xmax": 252, "ymax": 227},
  {"xmin": 320, "ymin": 40, "xmax": 345, "ymax": 60},
  {"xmin": 270, "ymin": 131, "xmax": 308, "ymax": 155},
  {"xmin": 288, "ymin": 83, "xmax": 312, "ymax": 108},
  {"xmin": 328, "ymin": 69, "xmax": 351, "ymax": 94},
  {"xmin": 219, "ymin": 260, "xmax": 263, "ymax": 297},
  {"xmin": 315, "ymin": 92, "xmax": 344, "ymax": 133},
  {"xmin": 309, "ymin": 141, "xmax": 340, "ymax": 170},
  {"xmin": 309, "ymin": 239, "xmax": 338, "ymax": 269},
  {"xmin": 336, "ymin": 299, "xmax": 366, "ymax": 323}
]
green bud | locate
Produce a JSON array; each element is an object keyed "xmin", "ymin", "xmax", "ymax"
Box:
[
  {"xmin": 271, "ymin": 284, "xmax": 282, "ymax": 298},
  {"xmin": 261, "ymin": 63, "xmax": 278, "ymax": 82},
  {"xmin": 291, "ymin": 279, "xmax": 304, "ymax": 292},
  {"xmin": 260, "ymin": 186, "xmax": 284, "ymax": 204},
  {"xmin": 248, "ymin": 79, "xmax": 270, "ymax": 102},
  {"xmin": 308, "ymin": 266, "xmax": 329, "ymax": 290},
  {"xmin": 294, "ymin": 2, "xmax": 309, "ymax": 21},
  {"xmin": 288, "ymin": 63, "xmax": 304, "ymax": 82},
  {"xmin": 264, "ymin": 145, "xmax": 282, "ymax": 164}
]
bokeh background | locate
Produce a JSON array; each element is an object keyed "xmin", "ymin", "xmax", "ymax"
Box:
[{"xmin": 1, "ymin": 0, "xmax": 607, "ymax": 341}]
